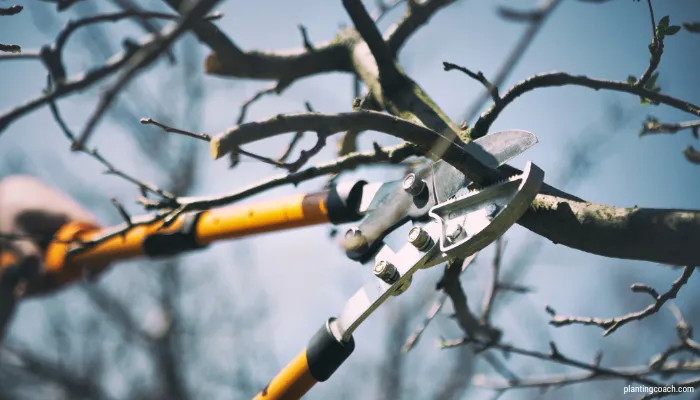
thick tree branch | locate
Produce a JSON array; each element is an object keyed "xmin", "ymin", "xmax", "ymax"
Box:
[
  {"xmin": 518, "ymin": 193, "xmax": 700, "ymax": 266},
  {"xmin": 209, "ymin": 111, "xmax": 498, "ymax": 182},
  {"xmin": 163, "ymin": 0, "xmax": 358, "ymax": 91},
  {"xmin": 343, "ymin": 0, "xmax": 403, "ymax": 88},
  {"xmin": 203, "ymin": 38, "xmax": 354, "ymax": 90}
]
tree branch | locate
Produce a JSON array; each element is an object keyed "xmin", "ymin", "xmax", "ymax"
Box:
[
  {"xmin": 443, "ymin": 61, "xmax": 499, "ymax": 102},
  {"xmin": 147, "ymin": 142, "xmax": 420, "ymax": 211},
  {"xmin": 517, "ymin": 192, "xmax": 700, "ymax": 266},
  {"xmin": 73, "ymin": 0, "xmax": 222, "ymax": 149},
  {"xmin": 343, "ymin": 0, "xmax": 403, "ymax": 88},
  {"xmin": 385, "ymin": 0, "xmax": 457, "ymax": 55},
  {"xmin": 472, "ymin": 72, "xmax": 700, "ymax": 139},
  {"xmin": 547, "ymin": 266, "xmax": 694, "ymax": 335},
  {"xmin": 209, "ymin": 111, "xmax": 498, "ymax": 182},
  {"xmin": 461, "ymin": 0, "xmax": 562, "ymax": 130},
  {"xmin": 640, "ymin": 117, "xmax": 700, "ymax": 138},
  {"xmin": 442, "ymin": 338, "xmax": 664, "ymax": 388}
]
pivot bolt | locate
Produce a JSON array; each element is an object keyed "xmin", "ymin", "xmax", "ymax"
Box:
[
  {"xmin": 408, "ymin": 226, "xmax": 432, "ymax": 251},
  {"xmin": 374, "ymin": 260, "xmax": 399, "ymax": 284},
  {"xmin": 402, "ymin": 173, "xmax": 426, "ymax": 196},
  {"xmin": 345, "ymin": 227, "xmax": 368, "ymax": 251}
]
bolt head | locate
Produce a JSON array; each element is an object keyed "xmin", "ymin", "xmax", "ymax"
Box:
[
  {"xmin": 402, "ymin": 173, "xmax": 425, "ymax": 196},
  {"xmin": 374, "ymin": 260, "xmax": 397, "ymax": 282},
  {"xmin": 408, "ymin": 226, "xmax": 431, "ymax": 250}
]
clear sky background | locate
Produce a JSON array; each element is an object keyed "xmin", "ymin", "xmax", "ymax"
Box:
[{"xmin": 1, "ymin": 0, "xmax": 700, "ymax": 399}]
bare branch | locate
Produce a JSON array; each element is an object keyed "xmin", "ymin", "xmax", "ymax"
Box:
[
  {"xmin": 633, "ymin": 0, "xmax": 663, "ymax": 88},
  {"xmin": 140, "ymin": 118, "xmax": 212, "ymax": 141},
  {"xmin": 438, "ymin": 255, "xmax": 500, "ymax": 343},
  {"xmin": 517, "ymin": 190, "xmax": 700, "ymax": 267},
  {"xmin": 209, "ymin": 111, "xmax": 498, "ymax": 183},
  {"xmin": 0, "ymin": 36, "xmax": 137, "ymax": 134},
  {"xmin": 481, "ymin": 238, "xmax": 505, "ymax": 325},
  {"xmin": 442, "ymin": 338, "xmax": 664, "ymax": 388},
  {"xmin": 298, "ymin": 24, "xmax": 314, "ymax": 51},
  {"xmin": 0, "ymin": 52, "xmax": 41, "ymax": 61},
  {"xmin": 0, "ymin": 44, "xmax": 21, "ymax": 54},
  {"xmin": 443, "ymin": 62, "xmax": 500, "ymax": 102},
  {"xmin": 402, "ymin": 292, "xmax": 447, "ymax": 353},
  {"xmin": 462, "ymin": 0, "xmax": 562, "ymax": 129},
  {"xmin": 385, "ymin": 0, "xmax": 458, "ymax": 55},
  {"xmin": 548, "ymin": 266, "xmax": 694, "ymax": 335},
  {"xmin": 474, "ymin": 360, "xmax": 700, "ymax": 390},
  {"xmin": 236, "ymin": 85, "xmax": 279, "ymax": 125},
  {"xmin": 144, "ymin": 142, "xmax": 420, "ymax": 211},
  {"xmin": 343, "ymin": 0, "xmax": 403, "ymax": 87},
  {"xmin": 472, "ymin": 72, "xmax": 700, "ymax": 139},
  {"xmin": 641, "ymin": 117, "xmax": 700, "ymax": 138},
  {"xmin": 45, "ymin": 78, "xmax": 177, "ymax": 202},
  {"xmin": 73, "ymin": 0, "xmax": 222, "ymax": 150},
  {"xmin": 684, "ymin": 146, "xmax": 700, "ymax": 165},
  {"xmin": 0, "ymin": 5, "xmax": 22, "ymax": 16}
]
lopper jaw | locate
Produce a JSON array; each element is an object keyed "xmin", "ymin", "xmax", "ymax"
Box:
[{"xmin": 331, "ymin": 161, "xmax": 544, "ymax": 343}]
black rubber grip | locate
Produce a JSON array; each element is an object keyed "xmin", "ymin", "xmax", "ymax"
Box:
[
  {"xmin": 306, "ymin": 318, "xmax": 355, "ymax": 382},
  {"xmin": 326, "ymin": 182, "xmax": 366, "ymax": 225},
  {"xmin": 142, "ymin": 211, "xmax": 208, "ymax": 257}
]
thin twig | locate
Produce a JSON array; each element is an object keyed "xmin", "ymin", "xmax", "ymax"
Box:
[
  {"xmin": 640, "ymin": 117, "xmax": 700, "ymax": 138},
  {"xmin": 73, "ymin": 0, "xmax": 222, "ymax": 149},
  {"xmin": 548, "ymin": 266, "xmax": 694, "ymax": 336},
  {"xmin": 45, "ymin": 76, "xmax": 177, "ymax": 202},
  {"xmin": 443, "ymin": 62, "xmax": 500, "ymax": 102},
  {"xmin": 634, "ymin": 0, "xmax": 663, "ymax": 88},
  {"xmin": 462, "ymin": 0, "xmax": 562, "ymax": 133},
  {"xmin": 472, "ymin": 72, "xmax": 700, "ymax": 139},
  {"xmin": 441, "ymin": 337, "xmax": 664, "ymax": 388},
  {"xmin": 237, "ymin": 85, "xmax": 279, "ymax": 125},
  {"xmin": 481, "ymin": 238, "xmax": 505, "ymax": 325},
  {"xmin": 140, "ymin": 118, "xmax": 212, "ymax": 141}
]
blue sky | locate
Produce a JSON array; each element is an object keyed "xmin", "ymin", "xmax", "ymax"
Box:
[{"xmin": 1, "ymin": 0, "xmax": 700, "ymax": 399}]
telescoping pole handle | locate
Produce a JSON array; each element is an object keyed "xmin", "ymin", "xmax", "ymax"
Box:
[{"xmin": 254, "ymin": 318, "xmax": 354, "ymax": 400}]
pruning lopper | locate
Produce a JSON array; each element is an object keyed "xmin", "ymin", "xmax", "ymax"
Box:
[
  {"xmin": 254, "ymin": 150, "xmax": 544, "ymax": 399},
  {"xmin": 0, "ymin": 130, "xmax": 543, "ymax": 399}
]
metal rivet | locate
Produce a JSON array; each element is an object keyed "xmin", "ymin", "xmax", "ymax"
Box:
[
  {"xmin": 446, "ymin": 223, "xmax": 464, "ymax": 244},
  {"xmin": 392, "ymin": 276, "xmax": 412, "ymax": 296},
  {"xmin": 485, "ymin": 204, "xmax": 500, "ymax": 220}
]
